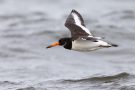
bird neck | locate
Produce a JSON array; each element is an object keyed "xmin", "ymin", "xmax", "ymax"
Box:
[{"xmin": 63, "ymin": 38, "xmax": 72, "ymax": 50}]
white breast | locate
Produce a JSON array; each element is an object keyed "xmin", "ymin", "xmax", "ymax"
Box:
[{"xmin": 72, "ymin": 40, "xmax": 110, "ymax": 51}]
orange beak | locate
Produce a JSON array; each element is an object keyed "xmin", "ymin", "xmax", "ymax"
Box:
[{"xmin": 46, "ymin": 42, "xmax": 60, "ymax": 48}]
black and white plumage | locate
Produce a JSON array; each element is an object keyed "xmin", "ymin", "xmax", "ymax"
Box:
[
  {"xmin": 65, "ymin": 9, "xmax": 91, "ymax": 40},
  {"xmin": 46, "ymin": 9, "xmax": 118, "ymax": 51}
]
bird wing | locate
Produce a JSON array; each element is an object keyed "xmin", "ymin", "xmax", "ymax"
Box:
[{"xmin": 65, "ymin": 9, "xmax": 92, "ymax": 40}]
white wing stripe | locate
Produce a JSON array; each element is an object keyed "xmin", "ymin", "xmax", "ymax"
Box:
[
  {"xmin": 79, "ymin": 25, "xmax": 91, "ymax": 35},
  {"xmin": 72, "ymin": 13, "xmax": 91, "ymax": 35},
  {"xmin": 72, "ymin": 13, "xmax": 81, "ymax": 25}
]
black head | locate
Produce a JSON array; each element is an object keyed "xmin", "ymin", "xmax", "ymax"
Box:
[
  {"xmin": 46, "ymin": 38, "xmax": 72, "ymax": 50},
  {"xmin": 59, "ymin": 38, "xmax": 72, "ymax": 50}
]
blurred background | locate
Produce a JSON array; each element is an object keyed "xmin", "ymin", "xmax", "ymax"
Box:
[{"xmin": 0, "ymin": 0, "xmax": 135, "ymax": 90}]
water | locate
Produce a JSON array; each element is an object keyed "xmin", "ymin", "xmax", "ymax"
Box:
[{"xmin": 0, "ymin": 0, "xmax": 135, "ymax": 90}]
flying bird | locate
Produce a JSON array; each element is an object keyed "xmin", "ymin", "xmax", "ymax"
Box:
[{"xmin": 46, "ymin": 9, "xmax": 118, "ymax": 51}]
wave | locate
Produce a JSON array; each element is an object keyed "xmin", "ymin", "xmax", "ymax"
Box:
[
  {"xmin": 16, "ymin": 72, "xmax": 134, "ymax": 90},
  {"xmin": 61, "ymin": 72, "xmax": 131, "ymax": 83},
  {"xmin": 0, "ymin": 81, "xmax": 19, "ymax": 85},
  {"xmin": 17, "ymin": 87, "xmax": 36, "ymax": 90}
]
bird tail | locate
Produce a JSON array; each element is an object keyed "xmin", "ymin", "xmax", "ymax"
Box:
[{"xmin": 110, "ymin": 43, "xmax": 118, "ymax": 47}]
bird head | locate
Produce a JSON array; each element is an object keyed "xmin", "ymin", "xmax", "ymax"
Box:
[{"xmin": 46, "ymin": 38, "xmax": 72, "ymax": 49}]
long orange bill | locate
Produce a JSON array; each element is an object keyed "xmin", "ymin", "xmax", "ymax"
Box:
[{"xmin": 46, "ymin": 42, "xmax": 60, "ymax": 48}]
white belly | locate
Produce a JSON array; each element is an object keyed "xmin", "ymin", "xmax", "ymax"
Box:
[{"xmin": 72, "ymin": 40, "xmax": 110, "ymax": 51}]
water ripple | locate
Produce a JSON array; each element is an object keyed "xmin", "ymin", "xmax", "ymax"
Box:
[{"xmin": 62, "ymin": 72, "xmax": 130, "ymax": 83}]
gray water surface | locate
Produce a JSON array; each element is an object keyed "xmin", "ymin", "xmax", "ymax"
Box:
[{"xmin": 0, "ymin": 0, "xmax": 135, "ymax": 90}]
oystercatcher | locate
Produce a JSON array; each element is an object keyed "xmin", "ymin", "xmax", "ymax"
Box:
[{"xmin": 46, "ymin": 9, "xmax": 118, "ymax": 51}]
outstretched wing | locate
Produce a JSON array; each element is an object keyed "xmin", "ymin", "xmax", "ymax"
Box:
[{"xmin": 65, "ymin": 9, "xmax": 92, "ymax": 39}]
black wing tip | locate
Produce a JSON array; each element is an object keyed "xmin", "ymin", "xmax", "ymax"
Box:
[{"xmin": 71, "ymin": 9, "xmax": 78, "ymax": 13}]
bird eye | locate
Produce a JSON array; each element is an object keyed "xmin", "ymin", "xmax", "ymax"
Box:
[{"xmin": 59, "ymin": 40, "xmax": 65, "ymax": 45}]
